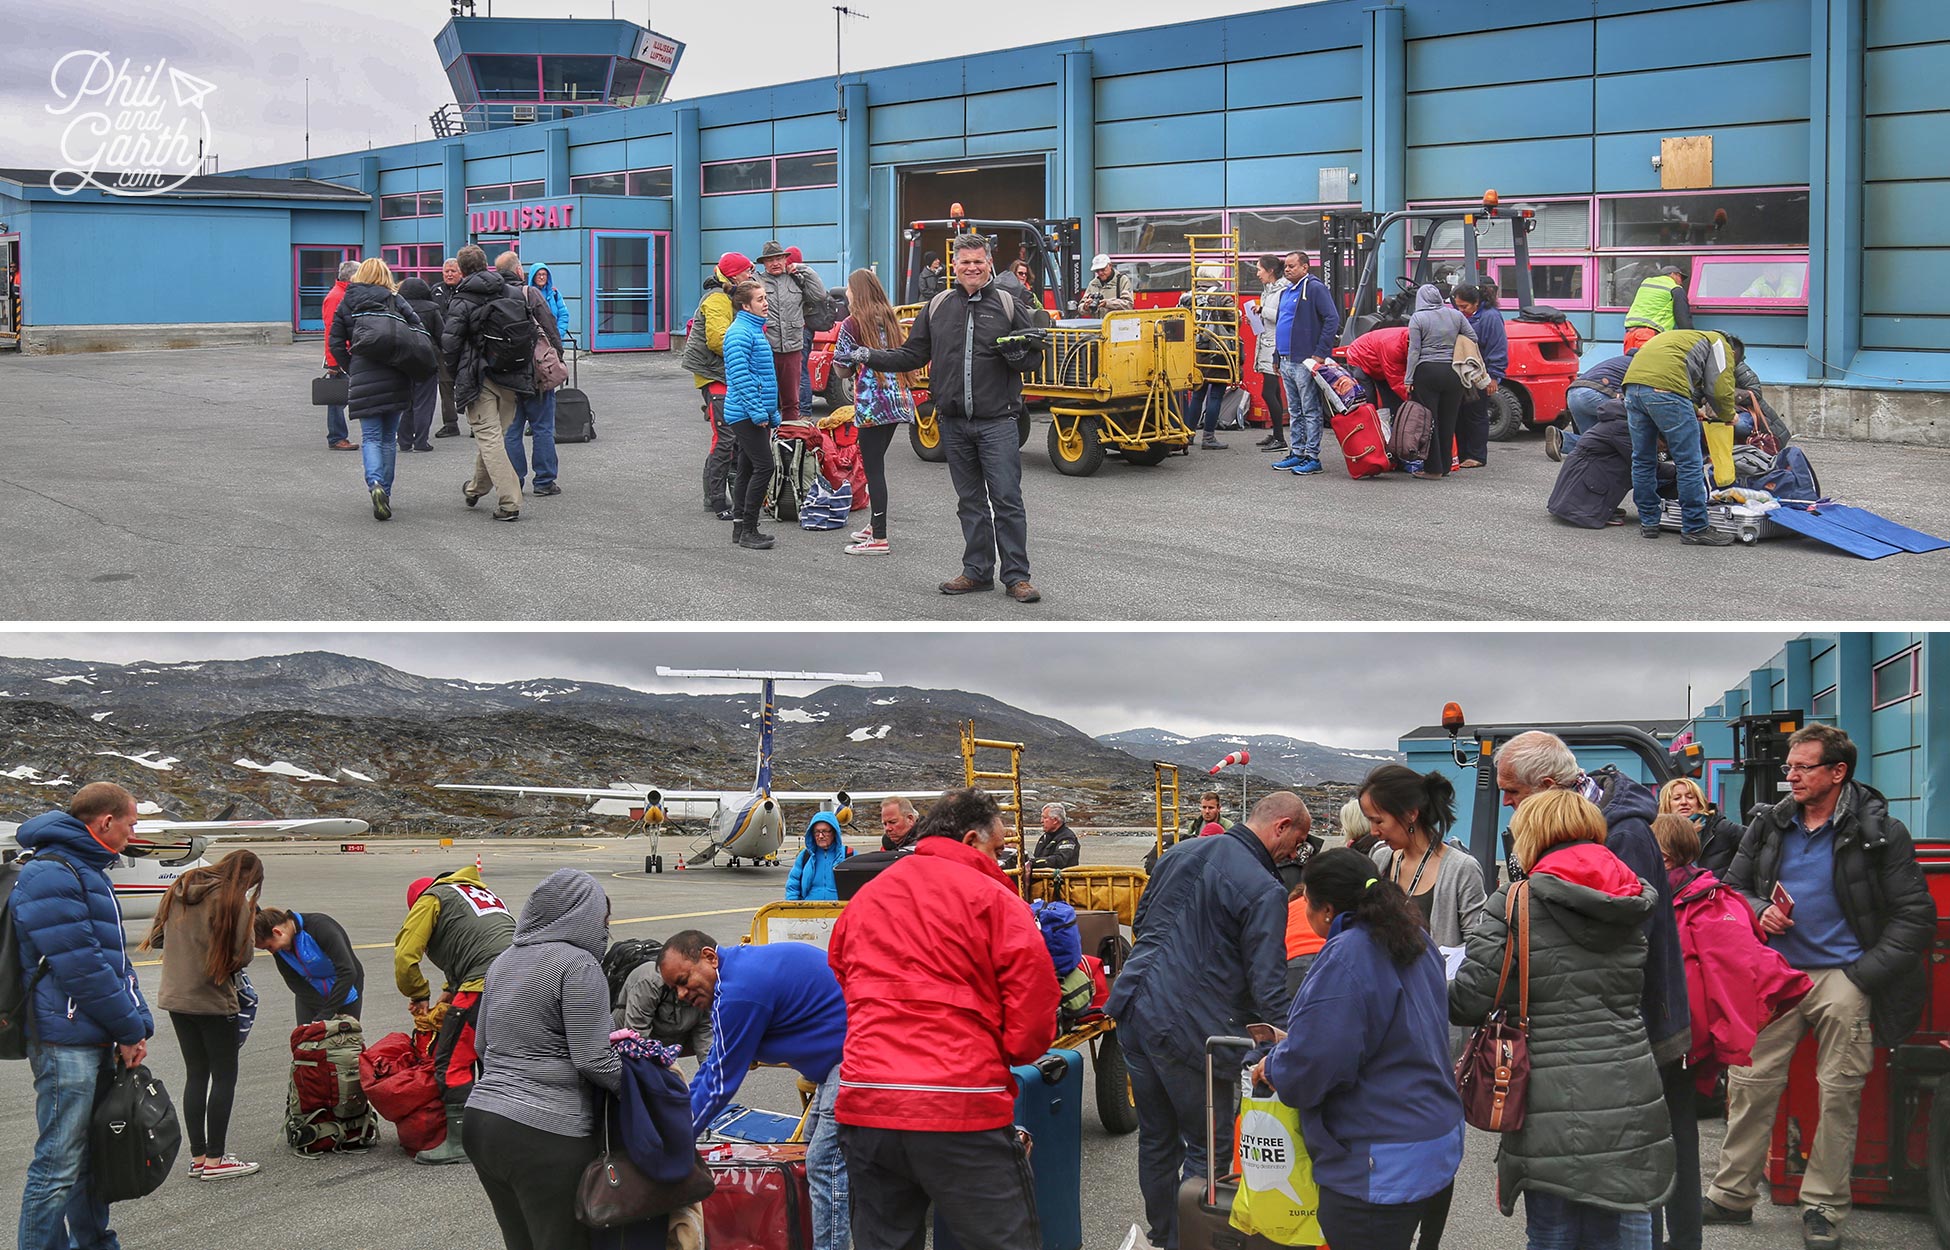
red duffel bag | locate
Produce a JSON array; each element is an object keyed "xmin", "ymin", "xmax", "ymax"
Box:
[{"xmin": 360, "ymin": 1030, "xmax": 446, "ymax": 1152}]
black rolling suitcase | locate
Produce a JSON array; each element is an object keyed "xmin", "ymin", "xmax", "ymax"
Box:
[
  {"xmin": 1175, "ymin": 1036, "xmax": 1312, "ymax": 1250},
  {"xmin": 556, "ymin": 334, "xmax": 596, "ymax": 443}
]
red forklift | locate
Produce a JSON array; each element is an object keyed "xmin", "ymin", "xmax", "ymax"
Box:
[
  {"xmin": 1443, "ymin": 705, "xmax": 1950, "ymax": 1247},
  {"xmin": 1324, "ymin": 192, "xmax": 1582, "ymax": 441}
]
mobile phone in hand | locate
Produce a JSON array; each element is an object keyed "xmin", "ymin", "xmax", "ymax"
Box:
[{"xmin": 1771, "ymin": 882, "xmax": 1795, "ymax": 919}]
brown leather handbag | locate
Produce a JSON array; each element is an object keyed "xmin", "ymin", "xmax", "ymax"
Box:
[
  {"xmin": 575, "ymin": 1106, "xmax": 716, "ymax": 1230},
  {"xmin": 1456, "ymin": 879, "xmax": 1532, "ymax": 1132}
]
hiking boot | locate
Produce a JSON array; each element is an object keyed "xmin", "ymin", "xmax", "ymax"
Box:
[
  {"xmin": 370, "ymin": 486, "xmax": 391, "ymax": 522},
  {"xmin": 1271, "ymin": 454, "xmax": 1303, "ymax": 470},
  {"xmin": 1802, "ymin": 1208, "xmax": 1839, "ymax": 1250},
  {"xmin": 1200, "ymin": 436, "xmax": 1228, "ymax": 450},
  {"xmin": 532, "ymin": 483, "xmax": 562, "ymax": 497},
  {"xmin": 490, "ymin": 508, "xmax": 519, "ymax": 522},
  {"xmin": 462, "ymin": 482, "xmax": 483, "ymax": 508},
  {"xmin": 1700, "ymin": 1199, "xmax": 1751, "ymax": 1226},
  {"xmin": 737, "ymin": 526, "xmax": 776, "ymax": 550},
  {"xmin": 1642, "ymin": 526, "xmax": 1662, "ymax": 539},
  {"xmin": 1006, "ymin": 581, "xmax": 1042, "ymax": 604},
  {"xmin": 845, "ymin": 538, "xmax": 890, "ymax": 556},
  {"xmin": 200, "ymin": 1155, "xmax": 260, "ymax": 1181},
  {"xmin": 1682, "ymin": 527, "xmax": 1736, "ymax": 547},
  {"xmin": 1291, "ymin": 459, "xmax": 1324, "ymax": 475},
  {"xmin": 435, "ymin": 425, "xmax": 461, "ymax": 438},
  {"xmin": 414, "ymin": 1108, "xmax": 469, "ymax": 1166},
  {"xmin": 1544, "ymin": 426, "xmax": 1564, "ymax": 462},
  {"xmin": 939, "ymin": 574, "xmax": 994, "ymax": 595}
]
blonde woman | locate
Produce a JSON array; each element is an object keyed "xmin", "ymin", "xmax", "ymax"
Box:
[
  {"xmin": 327, "ymin": 257, "xmax": 434, "ymax": 520},
  {"xmin": 835, "ymin": 269, "xmax": 917, "ymax": 556},
  {"xmin": 1657, "ymin": 777, "xmax": 1744, "ymax": 877}
]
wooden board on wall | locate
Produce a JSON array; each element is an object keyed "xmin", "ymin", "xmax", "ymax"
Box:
[{"xmin": 1661, "ymin": 135, "xmax": 1714, "ymax": 190}]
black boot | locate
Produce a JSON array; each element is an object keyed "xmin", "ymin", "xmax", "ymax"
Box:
[
  {"xmin": 738, "ymin": 524, "xmax": 776, "ymax": 550},
  {"xmin": 434, "ymin": 424, "xmax": 461, "ymax": 438},
  {"xmin": 731, "ymin": 520, "xmax": 746, "ymax": 545}
]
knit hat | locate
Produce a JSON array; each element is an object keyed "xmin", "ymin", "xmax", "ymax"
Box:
[
  {"xmin": 407, "ymin": 876, "xmax": 435, "ymax": 907},
  {"xmin": 1200, "ymin": 822, "xmax": 1226, "ymax": 837},
  {"xmin": 717, "ymin": 251, "xmax": 753, "ymax": 280},
  {"xmin": 785, "ymin": 246, "xmax": 803, "ymax": 264}
]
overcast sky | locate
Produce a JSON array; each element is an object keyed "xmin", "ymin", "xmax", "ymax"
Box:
[
  {"xmin": 0, "ymin": 631, "xmax": 1797, "ymax": 747},
  {"xmin": 2, "ymin": 0, "xmax": 1311, "ymax": 172}
]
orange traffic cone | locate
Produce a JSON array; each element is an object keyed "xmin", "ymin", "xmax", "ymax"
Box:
[
  {"xmin": 474, "ymin": 853, "xmax": 483, "ymax": 874},
  {"xmin": 673, "ymin": 857, "xmax": 686, "ymax": 872}
]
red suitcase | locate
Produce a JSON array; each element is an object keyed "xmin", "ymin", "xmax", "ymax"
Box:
[
  {"xmin": 1329, "ymin": 402, "xmax": 1390, "ymax": 479},
  {"xmin": 701, "ymin": 1141, "xmax": 812, "ymax": 1250}
]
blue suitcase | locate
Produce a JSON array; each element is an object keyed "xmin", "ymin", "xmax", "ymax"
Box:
[{"xmin": 936, "ymin": 1049, "xmax": 1083, "ymax": 1250}]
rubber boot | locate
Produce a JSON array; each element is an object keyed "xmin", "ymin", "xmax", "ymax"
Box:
[{"xmin": 414, "ymin": 1105, "xmax": 469, "ymax": 1165}]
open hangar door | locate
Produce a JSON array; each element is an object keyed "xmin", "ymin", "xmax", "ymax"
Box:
[{"xmin": 897, "ymin": 159, "xmax": 1046, "ymax": 288}]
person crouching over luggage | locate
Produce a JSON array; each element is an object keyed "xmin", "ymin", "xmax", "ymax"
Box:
[
  {"xmin": 661, "ymin": 931, "xmax": 851, "ymax": 1250},
  {"xmin": 723, "ymin": 279, "xmax": 782, "ymax": 550},
  {"xmin": 255, "ymin": 907, "xmax": 365, "ymax": 1023},
  {"xmin": 394, "ymin": 866, "xmax": 516, "ymax": 1165},
  {"xmin": 827, "ymin": 788, "xmax": 1060, "ymax": 1250}
]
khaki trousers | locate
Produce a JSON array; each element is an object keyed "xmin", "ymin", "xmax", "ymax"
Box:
[
  {"xmin": 1707, "ymin": 966, "xmax": 1874, "ymax": 1221},
  {"xmin": 465, "ymin": 380, "xmax": 523, "ymax": 512}
]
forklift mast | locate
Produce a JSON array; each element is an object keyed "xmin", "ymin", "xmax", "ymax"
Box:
[
  {"xmin": 1728, "ymin": 710, "xmax": 1805, "ymax": 823},
  {"xmin": 1327, "ymin": 191, "xmax": 1542, "ymax": 349},
  {"xmin": 901, "ymin": 212, "xmax": 1083, "ymax": 313}
]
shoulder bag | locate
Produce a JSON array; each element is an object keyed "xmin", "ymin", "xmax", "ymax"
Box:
[
  {"xmin": 576, "ymin": 1101, "xmax": 716, "ymax": 1228},
  {"xmin": 1455, "ymin": 879, "xmax": 1531, "ymax": 1132}
]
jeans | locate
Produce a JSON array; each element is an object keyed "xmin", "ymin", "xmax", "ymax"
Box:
[
  {"xmin": 1626, "ymin": 383, "xmax": 1707, "ymax": 532},
  {"xmin": 1524, "ymin": 1193, "xmax": 1654, "ymax": 1250},
  {"xmin": 1125, "ymin": 1036, "xmax": 1231, "ymax": 1250},
  {"xmin": 800, "ymin": 353, "xmax": 815, "ymax": 413},
  {"xmin": 942, "ymin": 415, "xmax": 1030, "ymax": 587},
  {"xmin": 1565, "ymin": 388, "xmax": 1610, "ymax": 434},
  {"xmin": 326, "ymin": 403, "xmax": 348, "ymax": 444},
  {"xmin": 1189, "ymin": 382, "xmax": 1226, "ymax": 435},
  {"xmin": 1278, "ymin": 356, "xmax": 1324, "ymax": 460},
  {"xmin": 506, "ymin": 389, "xmax": 559, "ymax": 489},
  {"xmin": 20, "ymin": 1043, "xmax": 118, "ymax": 1250},
  {"xmin": 401, "ymin": 373, "xmax": 437, "ymax": 449},
  {"xmin": 359, "ymin": 412, "xmax": 402, "ymax": 491},
  {"xmin": 803, "ymin": 1068, "xmax": 851, "ymax": 1250}
]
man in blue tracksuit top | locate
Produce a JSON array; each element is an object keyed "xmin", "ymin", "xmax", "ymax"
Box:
[
  {"xmin": 1271, "ymin": 251, "xmax": 1342, "ymax": 475},
  {"xmin": 660, "ymin": 932, "xmax": 851, "ymax": 1250}
]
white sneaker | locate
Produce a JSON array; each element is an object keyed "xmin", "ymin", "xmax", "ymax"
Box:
[
  {"xmin": 851, "ymin": 526, "xmax": 874, "ymax": 541},
  {"xmin": 845, "ymin": 538, "xmax": 890, "ymax": 556},
  {"xmin": 200, "ymin": 1155, "xmax": 260, "ymax": 1181}
]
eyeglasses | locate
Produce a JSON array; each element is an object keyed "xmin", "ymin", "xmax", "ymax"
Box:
[{"xmin": 1783, "ymin": 762, "xmax": 1840, "ymax": 775}]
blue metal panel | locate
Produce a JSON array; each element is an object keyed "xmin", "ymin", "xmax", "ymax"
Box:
[
  {"xmin": 1061, "ymin": 50, "xmax": 1095, "ymax": 234},
  {"xmin": 869, "ymin": 139, "xmax": 967, "ymax": 165},
  {"xmin": 1864, "ymin": 114, "xmax": 1950, "ymax": 181},
  {"xmin": 508, "ymin": 151, "xmax": 548, "ymax": 181},
  {"xmin": 1592, "ymin": 122, "xmax": 1809, "ymax": 191},
  {"xmin": 1783, "ymin": 637, "xmax": 1814, "ymax": 716},
  {"xmin": 1596, "ymin": 0, "xmax": 1811, "ymax": 73},
  {"xmin": 443, "ymin": 143, "xmax": 465, "ymax": 259},
  {"xmin": 1367, "ymin": 2, "xmax": 1408, "ymax": 282},
  {"xmin": 699, "ymin": 121, "xmax": 773, "ymax": 162},
  {"xmin": 1406, "ymin": 22, "xmax": 1594, "ymax": 92},
  {"xmin": 1408, "ymin": 79, "xmax": 1596, "ymax": 145},
  {"xmin": 1406, "ymin": 0, "xmax": 1597, "ymax": 39},
  {"xmin": 672, "ymin": 106, "xmax": 701, "ymax": 315},
  {"xmin": 464, "ymin": 156, "xmax": 514, "ymax": 185},
  {"xmin": 1227, "ymin": 100, "xmax": 1364, "ymax": 159},
  {"xmin": 773, "ymin": 114, "xmax": 840, "ymax": 154},
  {"xmin": 699, "ymin": 228, "xmax": 769, "ymax": 266},
  {"xmin": 1922, "ymin": 636, "xmax": 1950, "ymax": 843},
  {"xmin": 1095, "ymin": 114, "xmax": 1225, "ymax": 168},
  {"xmin": 1860, "ymin": 316, "xmax": 1950, "ymax": 350},
  {"xmin": 1865, "ymin": 181, "xmax": 1950, "ymax": 247},
  {"xmin": 962, "ymin": 48, "xmax": 1065, "ymax": 95},
  {"xmin": 870, "ymin": 98, "xmax": 965, "ymax": 146},
  {"xmin": 773, "ymin": 189, "xmax": 839, "ymax": 228},
  {"xmin": 1865, "ymin": 44, "xmax": 1950, "ymax": 112},
  {"xmin": 1226, "ymin": 50, "xmax": 1364, "ymax": 108},
  {"xmin": 777, "ymin": 225, "xmax": 839, "ymax": 264},
  {"xmin": 571, "ymin": 140, "xmax": 628, "ymax": 174},
  {"xmin": 1407, "ymin": 137, "xmax": 1594, "ymax": 201},
  {"xmin": 1868, "ymin": 0, "xmax": 1950, "ymax": 46},
  {"xmin": 860, "ymin": 59, "xmax": 966, "ymax": 106},
  {"xmin": 547, "ymin": 127, "xmax": 569, "ymax": 197},
  {"xmin": 1082, "ymin": 17, "xmax": 1230, "ymax": 77},
  {"xmin": 1865, "ymin": 251, "xmax": 1950, "ymax": 315},
  {"xmin": 838, "ymin": 81, "xmax": 870, "ymax": 279},
  {"xmin": 1226, "ymin": 153, "xmax": 1366, "ymax": 207},
  {"xmin": 1094, "ymin": 67, "xmax": 1226, "ymax": 123},
  {"xmin": 968, "ymin": 130, "xmax": 1059, "ymax": 157},
  {"xmin": 624, "ymin": 134, "xmax": 675, "ymax": 168},
  {"xmin": 378, "ymin": 167, "xmax": 424, "ymax": 194},
  {"xmin": 699, "ymin": 193, "xmax": 774, "ymax": 230},
  {"xmin": 1095, "ymin": 162, "xmax": 1226, "ymax": 212},
  {"xmin": 26, "ymin": 205, "xmax": 290, "ymax": 325},
  {"xmin": 1595, "ymin": 60, "xmax": 1811, "ymax": 133},
  {"xmin": 968, "ymin": 86, "xmax": 1061, "ymax": 136}
]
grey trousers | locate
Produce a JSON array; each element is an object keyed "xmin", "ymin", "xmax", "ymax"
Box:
[{"xmin": 942, "ymin": 414, "xmax": 1030, "ymax": 586}]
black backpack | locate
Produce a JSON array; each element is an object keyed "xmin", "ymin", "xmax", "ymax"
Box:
[
  {"xmin": 476, "ymin": 292, "xmax": 538, "ymax": 376},
  {"xmin": 601, "ymin": 938, "xmax": 664, "ymax": 1009},
  {"xmin": 91, "ymin": 1063, "xmax": 181, "ymax": 1202},
  {"xmin": 0, "ymin": 854, "xmax": 84, "ymax": 1061},
  {"xmin": 797, "ymin": 272, "xmax": 837, "ymax": 335}
]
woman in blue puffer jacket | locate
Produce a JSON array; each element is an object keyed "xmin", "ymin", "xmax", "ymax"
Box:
[
  {"xmin": 722, "ymin": 280, "xmax": 780, "ymax": 550},
  {"xmin": 785, "ymin": 812, "xmax": 852, "ymax": 901},
  {"xmin": 530, "ymin": 264, "xmax": 571, "ymax": 342}
]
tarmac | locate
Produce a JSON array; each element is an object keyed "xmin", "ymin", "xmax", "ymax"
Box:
[
  {"xmin": 0, "ymin": 833, "xmax": 1931, "ymax": 1250},
  {"xmin": 6, "ymin": 342, "xmax": 1950, "ymax": 622}
]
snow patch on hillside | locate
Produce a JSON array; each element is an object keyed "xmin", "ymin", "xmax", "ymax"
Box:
[
  {"xmin": 847, "ymin": 725, "xmax": 892, "ymax": 742},
  {"xmin": 234, "ymin": 759, "xmax": 335, "ymax": 783},
  {"xmin": 94, "ymin": 750, "xmax": 179, "ymax": 771},
  {"xmin": 339, "ymin": 768, "xmax": 375, "ymax": 783},
  {"xmin": 91, "ymin": 712, "xmax": 113, "ymax": 722},
  {"xmin": 45, "ymin": 675, "xmax": 96, "ymax": 686},
  {"xmin": 777, "ymin": 708, "xmax": 828, "ymax": 724},
  {"xmin": 870, "ymin": 698, "xmax": 899, "ymax": 706}
]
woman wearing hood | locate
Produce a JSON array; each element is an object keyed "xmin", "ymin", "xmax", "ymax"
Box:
[
  {"xmin": 786, "ymin": 812, "xmax": 853, "ymax": 901},
  {"xmin": 464, "ymin": 868, "xmax": 623, "ymax": 1250},
  {"xmin": 1451, "ymin": 790, "xmax": 1675, "ymax": 1249},
  {"xmin": 530, "ymin": 264, "xmax": 571, "ymax": 342},
  {"xmin": 141, "ymin": 850, "xmax": 265, "ymax": 1182},
  {"xmin": 1402, "ymin": 283, "xmax": 1476, "ymax": 479}
]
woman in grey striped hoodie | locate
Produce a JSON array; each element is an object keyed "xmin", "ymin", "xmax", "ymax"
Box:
[{"xmin": 463, "ymin": 868, "xmax": 622, "ymax": 1250}]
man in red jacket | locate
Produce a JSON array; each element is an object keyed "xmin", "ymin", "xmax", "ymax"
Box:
[
  {"xmin": 828, "ymin": 787, "xmax": 1059, "ymax": 1250},
  {"xmin": 319, "ymin": 260, "xmax": 358, "ymax": 450}
]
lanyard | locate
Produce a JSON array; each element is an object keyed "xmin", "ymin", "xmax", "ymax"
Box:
[{"xmin": 1397, "ymin": 841, "xmax": 1437, "ymax": 894}]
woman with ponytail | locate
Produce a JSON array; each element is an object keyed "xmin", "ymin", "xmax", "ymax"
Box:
[
  {"xmin": 1256, "ymin": 848, "xmax": 1464, "ymax": 1250},
  {"xmin": 1358, "ymin": 764, "xmax": 1487, "ymax": 950}
]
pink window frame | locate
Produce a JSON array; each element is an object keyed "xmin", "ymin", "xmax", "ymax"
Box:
[
  {"xmin": 1870, "ymin": 646, "xmax": 1920, "ymax": 711},
  {"xmin": 466, "ymin": 54, "xmax": 616, "ymax": 104},
  {"xmin": 290, "ymin": 244, "xmax": 361, "ymax": 332},
  {"xmin": 568, "ymin": 167, "xmax": 672, "ymax": 197},
  {"xmin": 1593, "ymin": 184, "xmax": 1810, "ymax": 310},
  {"xmin": 1686, "ymin": 253, "xmax": 1811, "ymax": 310},
  {"xmin": 584, "ymin": 228, "xmax": 671, "ymax": 351},
  {"xmin": 380, "ymin": 191, "xmax": 442, "ymax": 220},
  {"xmin": 699, "ymin": 149, "xmax": 838, "ymax": 198},
  {"xmin": 464, "ymin": 180, "xmax": 547, "ymax": 205},
  {"xmin": 1484, "ymin": 257, "xmax": 1596, "ymax": 311},
  {"xmin": 1093, "ymin": 208, "xmax": 1227, "ymax": 258}
]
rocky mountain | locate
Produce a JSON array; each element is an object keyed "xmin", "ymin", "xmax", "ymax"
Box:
[
  {"xmin": 1098, "ymin": 727, "xmax": 1402, "ymax": 785},
  {"xmin": 0, "ymin": 653, "xmax": 1360, "ymax": 833}
]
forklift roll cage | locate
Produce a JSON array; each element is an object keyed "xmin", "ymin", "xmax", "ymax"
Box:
[
  {"xmin": 900, "ymin": 213, "xmax": 1084, "ymax": 314},
  {"xmin": 1326, "ymin": 191, "xmax": 1545, "ymax": 349}
]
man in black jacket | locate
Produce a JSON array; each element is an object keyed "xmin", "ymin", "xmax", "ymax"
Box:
[
  {"xmin": 442, "ymin": 245, "xmax": 526, "ymax": 522},
  {"xmin": 850, "ymin": 234, "xmax": 1044, "ymax": 603},
  {"xmin": 1026, "ymin": 803, "xmax": 1081, "ymax": 871},
  {"xmin": 432, "ymin": 257, "xmax": 463, "ymax": 437},
  {"xmin": 1705, "ymin": 725, "xmax": 1933, "ymax": 1250}
]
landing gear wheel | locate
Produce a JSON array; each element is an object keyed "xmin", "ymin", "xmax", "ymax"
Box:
[
  {"xmin": 645, "ymin": 855, "xmax": 663, "ymax": 874},
  {"xmin": 1094, "ymin": 1029, "xmax": 1140, "ymax": 1135},
  {"xmin": 1048, "ymin": 416, "xmax": 1106, "ymax": 477},
  {"xmin": 1119, "ymin": 443, "xmax": 1173, "ymax": 467},
  {"xmin": 1486, "ymin": 387, "xmax": 1525, "ymax": 441},
  {"xmin": 1017, "ymin": 412, "xmax": 1033, "ymax": 447},
  {"xmin": 909, "ymin": 403, "xmax": 945, "ymax": 462}
]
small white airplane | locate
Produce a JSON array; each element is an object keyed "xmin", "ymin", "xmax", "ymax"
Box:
[
  {"xmin": 439, "ymin": 668, "xmax": 947, "ymax": 872},
  {"xmin": 1, "ymin": 812, "xmax": 371, "ymax": 920}
]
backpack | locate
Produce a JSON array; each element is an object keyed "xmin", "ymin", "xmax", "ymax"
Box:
[
  {"xmin": 0, "ymin": 854, "xmax": 86, "ymax": 1061},
  {"xmin": 797, "ymin": 475, "xmax": 852, "ymax": 530},
  {"xmin": 767, "ymin": 426, "xmax": 822, "ymax": 522},
  {"xmin": 1749, "ymin": 445, "xmax": 1822, "ymax": 505},
  {"xmin": 1389, "ymin": 397, "xmax": 1435, "ymax": 465},
  {"xmin": 90, "ymin": 1063, "xmax": 181, "ymax": 1202},
  {"xmin": 349, "ymin": 308, "xmax": 437, "ymax": 380},
  {"xmin": 815, "ymin": 417, "xmax": 871, "ymax": 512},
  {"xmin": 1029, "ymin": 900, "xmax": 1084, "ymax": 980},
  {"xmin": 477, "ymin": 292, "xmax": 539, "ymax": 377},
  {"xmin": 602, "ymin": 938, "xmax": 664, "ymax": 1009},
  {"xmin": 285, "ymin": 1016, "xmax": 378, "ymax": 1155},
  {"xmin": 797, "ymin": 273, "xmax": 837, "ymax": 335}
]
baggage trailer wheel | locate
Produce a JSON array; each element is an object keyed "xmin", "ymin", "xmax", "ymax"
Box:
[
  {"xmin": 1093, "ymin": 1028, "xmax": 1140, "ymax": 1135},
  {"xmin": 909, "ymin": 403, "xmax": 946, "ymax": 462},
  {"xmin": 1119, "ymin": 443, "xmax": 1174, "ymax": 466},
  {"xmin": 1049, "ymin": 414, "xmax": 1107, "ymax": 476}
]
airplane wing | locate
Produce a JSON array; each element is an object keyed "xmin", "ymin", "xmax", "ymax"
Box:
[
  {"xmin": 769, "ymin": 789, "xmax": 946, "ymax": 802},
  {"xmin": 134, "ymin": 818, "xmax": 371, "ymax": 838},
  {"xmin": 435, "ymin": 784, "xmax": 724, "ymax": 802}
]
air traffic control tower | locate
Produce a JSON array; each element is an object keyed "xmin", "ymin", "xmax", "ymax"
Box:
[{"xmin": 429, "ymin": 14, "xmax": 684, "ymax": 136}]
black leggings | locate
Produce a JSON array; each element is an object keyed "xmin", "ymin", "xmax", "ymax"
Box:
[
  {"xmin": 1412, "ymin": 361, "xmax": 1464, "ymax": 476},
  {"xmin": 464, "ymin": 1107, "xmax": 601, "ymax": 1250},
  {"xmin": 1317, "ymin": 1182, "xmax": 1454, "ymax": 1250},
  {"xmin": 1258, "ymin": 370, "xmax": 1286, "ymax": 429},
  {"xmin": 170, "ymin": 1011, "xmax": 239, "ymax": 1158},
  {"xmin": 728, "ymin": 419, "xmax": 773, "ymax": 527},
  {"xmin": 859, "ymin": 423, "xmax": 899, "ymax": 539}
]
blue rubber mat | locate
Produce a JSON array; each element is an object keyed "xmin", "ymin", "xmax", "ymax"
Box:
[
  {"xmin": 1765, "ymin": 507, "xmax": 1903, "ymax": 559},
  {"xmin": 1811, "ymin": 505, "xmax": 1950, "ymax": 554}
]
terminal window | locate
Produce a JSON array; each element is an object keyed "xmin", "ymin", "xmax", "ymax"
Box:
[
  {"xmin": 472, "ymin": 55, "xmax": 541, "ymax": 100},
  {"xmin": 543, "ymin": 56, "xmax": 612, "ymax": 102}
]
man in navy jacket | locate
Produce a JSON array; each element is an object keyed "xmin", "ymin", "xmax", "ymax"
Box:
[
  {"xmin": 14, "ymin": 782, "xmax": 156, "ymax": 1250},
  {"xmin": 1271, "ymin": 251, "xmax": 1342, "ymax": 475}
]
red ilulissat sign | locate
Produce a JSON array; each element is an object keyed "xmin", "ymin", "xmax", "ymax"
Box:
[{"xmin": 469, "ymin": 203, "xmax": 576, "ymax": 234}]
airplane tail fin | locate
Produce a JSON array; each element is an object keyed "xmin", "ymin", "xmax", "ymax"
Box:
[{"xmin": 756, "ymin": 678, "xmax": 775, "ymax": 793}]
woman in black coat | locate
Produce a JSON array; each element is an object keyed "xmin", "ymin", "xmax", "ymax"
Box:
[
  {"xmin": 397, "ymin": 278, "xmax": 445, "ymax": 455},
  {"xmin": 328, "ymin": 258, "xmax": 430, "ymax": 521},
  {"xmin": 1658, "ymin": 778, "xmax": 1745, "ymax": 878}
]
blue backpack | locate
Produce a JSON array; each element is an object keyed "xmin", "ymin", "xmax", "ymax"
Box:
[
  {"xmin": 1029, "ymin": 900, "xmax": 1083, "ymax": 978},
  {"xmin": 1748, "ymin": 445, "xmax": 1822, "ymax": 506}
]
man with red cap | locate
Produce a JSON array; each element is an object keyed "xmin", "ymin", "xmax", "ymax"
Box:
[
  {"xmin": 392, "ymin": 862, "xmax": 514, "ymax": 1164},
  {"xmin": 680, "ymin": 250, "xmax": 758, "ymax": 517}
]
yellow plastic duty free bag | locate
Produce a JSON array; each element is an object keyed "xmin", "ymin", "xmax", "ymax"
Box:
[
  {"xmin": 1227, "ymin": 1085, "xmax": 1323, "ymax": 1246},
  {"xmin": 1703, "ymin": 418, "xmax": 1736, "ymax": 488}
]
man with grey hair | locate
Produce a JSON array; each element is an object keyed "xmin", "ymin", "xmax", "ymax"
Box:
[
  {"xmin": 320, "ymin": 259, "xmax": 361, "ymax": 450},
  {"xmin": 442, "ymin": 244, "xmax": 525, "ymax": 520},
  {"xmin": 878, "ymin": 796, "xmax": 919, "ymax": 852},
  {"xmin": 850, "ymin": 233, "xmax": 1046, "ymax": 604},
  {"xmin": 1024, "ymin": 802, "xmax": 1080, "ymax": 872},
  {"xmin": 1496, "ymin": 729, "xmax": 1697, "ymax": 1250},
  {"xmin": 432, "ymin": 257, "xmax": 463, "ymax": 436}
]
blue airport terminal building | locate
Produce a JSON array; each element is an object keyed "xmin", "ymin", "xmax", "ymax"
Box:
[{"xmin": 2, "ymin": 0, "xmax": 1944, "ymax": 438}]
